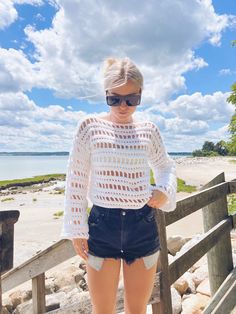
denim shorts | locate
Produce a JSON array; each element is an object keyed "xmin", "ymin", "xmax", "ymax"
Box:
[{"xmin": 87, "ymin": 203, "xmax": 160, "ymax": 271}]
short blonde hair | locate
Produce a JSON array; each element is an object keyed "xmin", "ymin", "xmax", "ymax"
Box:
[{"xmin": 103, "ymin": 57, "xmax": 143, "ymax": 92}]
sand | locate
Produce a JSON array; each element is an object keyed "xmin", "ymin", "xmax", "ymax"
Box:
[{"xmin": 0, "ymin": 156, "xmax": 235, "ymax": 268}]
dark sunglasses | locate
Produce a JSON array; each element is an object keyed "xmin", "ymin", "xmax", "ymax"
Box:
[{"xmin": 106, "ymin": 92, "xmax": 141, "ymax": 107}]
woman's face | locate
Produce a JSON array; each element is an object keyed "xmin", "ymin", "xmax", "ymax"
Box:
[{"xmin": 106, "ymin": 80, "xmax": 141, "ymax": 122}]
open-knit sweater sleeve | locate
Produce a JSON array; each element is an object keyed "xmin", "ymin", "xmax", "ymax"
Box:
[
  {"xmin": 60, "ymin": 118, "xmax": 91, "ymax": 240},
  {"xmin": 147, "ymin": 123, "xmax": 177, "ymax": 212}
]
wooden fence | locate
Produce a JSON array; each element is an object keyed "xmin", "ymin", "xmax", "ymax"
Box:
[{"xmin": 0, "ymin": 172, "xmax": 236, "ymax": 313}]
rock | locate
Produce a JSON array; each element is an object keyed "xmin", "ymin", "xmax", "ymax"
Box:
[
  {"xmin": 196, "ymin": 278, "xmax": 211, "ymax": 297},
  {"xmin": 45, "ymin": 277, "xmax": 59, "ymax": 294},
  {"xmin": 189, "ymin": 255, "xmax": 207, "ymax": 272},
  {"xmin": 192, "ymin": 264, "xmax": 208, "ymax": 287},
  {"xmin": 167, "ymin": 236, "xmax": 191, "ymax": 255},
  {"xmin": 171, "ymin": 287, "xmax": 182, "ymax": 314},
  {"xmin": 74, "ymin": 269, "xmax": 85, "ymax": 284},
  {"xmin": 9, "ymin": 289, "xmax": 32, "ymax": 309},
  {"xmin": 59, "ymin": 289, "xmax": 91, "ymax": 311},
  {"xmin": 2, "ymin": 296, "xmax": 14, "ymax": 313},
  {"xmin": 168, "ymin": 253, "xmax": 175, "ymax": 263},
  {"xmin": 181, "ymin": 293, "xmax": 211, "ymax": 314},
  {"xmin": 173, "ymin": 277, "xmax": 188, "ymax": 295},
  {"xmin": 176, "ymin": 234, "xmax": 204, "ymax": 258},
  {"xmin": 2, "ymin": 307, "xmax": 10, "ymax": 314},
  {"xmin": 49, "ymin": 265, "xmax": 82, "ymax": 290},
  {"xmin": 13, "ymin": 291, "xmax": 66, "ymax": 314},
  {"xmin": 173, "ymin": 272, "xmax": 196, "ymax": 295}
]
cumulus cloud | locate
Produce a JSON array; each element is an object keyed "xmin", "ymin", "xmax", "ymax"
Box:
[
  {"xmin": 0, "ymin": 0, "xmax": 43, "ymax": 30},
  {"xmin": 166, "ymin": 92, "xmax": 234, "ymax": 123},
  {"xmin": 3, "ymin": 0, "xmax": 231, "ymax": 102}
]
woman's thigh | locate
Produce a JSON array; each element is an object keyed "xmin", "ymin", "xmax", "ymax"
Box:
[
  {"xmin": 122, "ymin": 250, "xmax": 160, "ymax": 314},
  {"xmin": 86, "ymin": 257, "xmax": 121, "ymax": 314}
]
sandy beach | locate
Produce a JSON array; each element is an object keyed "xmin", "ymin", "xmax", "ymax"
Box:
[{"xmin": 0, "ymin": 156, "xmax": 235, "ymax": 268}]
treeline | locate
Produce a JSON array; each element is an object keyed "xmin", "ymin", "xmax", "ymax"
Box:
[{"xmin": 192, "ymin": 140, "xmax": 231, "ymax": 157}]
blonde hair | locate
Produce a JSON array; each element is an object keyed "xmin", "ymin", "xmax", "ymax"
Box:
[{"xmin": 103, "ymin": 57, "xmax": 143, "ymax": 92}]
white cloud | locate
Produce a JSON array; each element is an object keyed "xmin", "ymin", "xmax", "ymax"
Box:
[
  {"xmin": 20, "ymin": 0, "xmax": 234, "ymax": 102},
  {"xmin": 0, "ymin": 0, "xmax": 43, "ymax": 30},
  {"xmin": 167, "ymin": 92, "xmax": 234, "ymax": 123},
  {"xmin": 219, "ymin": 68, "xmax": 234, "ymax": 76}
]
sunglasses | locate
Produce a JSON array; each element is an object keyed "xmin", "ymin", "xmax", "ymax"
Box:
[{"xmin": 106, "ymin": 92, "xmax": 141, "ymax": 107}]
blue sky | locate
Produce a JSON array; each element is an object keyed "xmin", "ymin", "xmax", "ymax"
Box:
[{"xmin": 0, "ymin": 0, "xmax": 235, "ymax": 152}]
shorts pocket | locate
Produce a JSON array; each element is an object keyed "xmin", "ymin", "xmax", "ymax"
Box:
[
  {"xmin": 88, "ymin": 206, "xmax": 105, "ymax": 226},
  {"xmin": 142, "ymin": 209, "xmax": 155, "ymax": 223}
]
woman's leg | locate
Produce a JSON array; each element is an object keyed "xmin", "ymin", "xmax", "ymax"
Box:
[
  {"xmin": 86, "ymin": 257, "xmax": 121, "ymax": 314},
  {"xmin": 123, "ymin": 252, "xmax": 159, "ymax": 314}
]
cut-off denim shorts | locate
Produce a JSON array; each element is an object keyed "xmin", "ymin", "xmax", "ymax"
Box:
[{"xmin": 87, "ymin": 203, "xmax": 160, "ymax": 271}]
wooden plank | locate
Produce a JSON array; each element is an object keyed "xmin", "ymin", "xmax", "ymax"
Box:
[
  {"xmin": 1, "ymin": 239, "xmax": 75, "ymax": 293},
  {"xmin": 202, "ymin": 267, "xmax": 236, "ymax": 314},
  {"xmin": 169, "ymin": 217, "xmax": 232, "ymax": 285},
  {"xmin": 201, "ymin": 173, "xmax": 234, "ymax": 295},
  {"xmin": 154, "ymin": 209, "xmax": 172, "ymax": 314},
  {"xmin": 231, "ymin": 213, "xmax": 236, "ymax": 230},
  {"xmin": 228, "ymin": 180, "xmax": 236, "ymax": 194},
  {"xmin": 32, "ymin": 273, "xmax": 46, "ymax": 314},
  {"xmin": 165, "ymin": 181, "xmax": 229, "ymax": 226}
]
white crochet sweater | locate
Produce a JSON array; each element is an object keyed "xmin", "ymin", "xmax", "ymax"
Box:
[{"xmin": 60, "ymin": 115, "xmax": 177, "ymax": 240}]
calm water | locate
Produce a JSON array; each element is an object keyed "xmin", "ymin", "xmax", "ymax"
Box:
[{"xmin": 0, "ymin": 154, "xmax": 191, "ymax": 181}]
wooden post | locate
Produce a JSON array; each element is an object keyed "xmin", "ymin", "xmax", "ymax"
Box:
[
  {"xmin": 0, "ymin": 210, "xmax": 19, "ymax": 313},
  {"xmin": 152, "ymin": 208, "xmax": 172, "ymax": 314},
  {"xmin": 200, "ymin": 172, "xmax": 233, "ymax": 295},
  {"xmin": 32, "ymin": 273, "xmax": 46, "ymax": 314}
]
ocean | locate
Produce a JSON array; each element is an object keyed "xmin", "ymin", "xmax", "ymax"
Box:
[{"xmin": 0, "ymin": 153, "xmax": 192, "ymax": 181}]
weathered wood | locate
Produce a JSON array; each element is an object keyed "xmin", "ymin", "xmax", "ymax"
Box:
[
  {"xmin": 0, "ymin": 276, "xmax": 2, "ymax": 313},
  {"xmin": 231, "ymin": 213, "xmax": 236, "ymax": 229},
  {"xmin": 32, "ymin": 273, "xmax": 46, "ymax": 314},
  {"xmin": 154, "ymin": 209, "xmax": 172, "ymax": 314},
  {"xmin": 202, "ymin": 266, "xmax": 236, "ymax": 314},
  {"xmin": 165, "ymin": 181, "xmax": 229, "ymax": 226},
  {"xmin": 200, "ymin": 173, "xmax": 233, "ymax": 295},
  {"xmin": 0, "ymin": 210, "xmax": 20, "ymax": 273},
  {"xmin": 2, "ymin": 239, "xmax": 75, "ymax": 293},
  {"xmin": 228, "ymin": 180, "xmax": 236, "ymax": 194},
  {"xmin": 169, "ymin": 217, "xmax": 232, "ymax": 285}
]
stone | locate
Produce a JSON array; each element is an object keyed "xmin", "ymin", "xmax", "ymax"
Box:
[
  {"xmin": 173, "ymin": 272, "xmax": 196, "ymax": 295},
  {"xmin": 196, "ymin": 278, "xmax": 211, "ymax": 297},
  {"xmin": 171, "ymin": 287, "xmax": 182, "ymax": 314},
  {"xmin": 173, "ymin": 277, "xmax": 188, "ymax": 295},
  {"xmin": 13, "ymin": 291, "xmax": 66, "ymax": 314},
  {"xmin": 181, "ymin": 293, "xmax": 211, "ymax": 314},
  {"xmin": 192, "ymin": 264, "xmax": 208, "ymax": 287},
  {"xmin": 167, "ymin": 235, "xmax": 191, "ymax": 255},
  {"xmin": 9, "ymin": 289, "xmax": 32, "ymax": 309}
]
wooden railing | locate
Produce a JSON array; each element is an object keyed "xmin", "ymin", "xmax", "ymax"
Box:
[{"xmin": 1, "ymin": 172, "xmax": 236, "ymax": 313}]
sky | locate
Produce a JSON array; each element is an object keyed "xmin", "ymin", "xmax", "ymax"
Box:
[{"xmin": 0, "ymin": 0, "xmax": 236, "ymax": 153}]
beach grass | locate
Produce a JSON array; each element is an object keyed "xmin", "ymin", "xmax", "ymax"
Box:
[
  {"xmin": 1, "ymin": 197, "xmax": 15, "ymax": 202},
  {"xmin": 0, "ymin": 173, "xmax": 65, "ymax": 190},
  {"xmin": 1, "ymin": 172, "xmax": 197, "ymax": 194},
  {"xmin": 150, "ymin": 169, "xmax": 196, "ymax": 193}
]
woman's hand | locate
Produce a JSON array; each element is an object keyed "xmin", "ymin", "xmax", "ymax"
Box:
[
  {"xmin": 147, "ymin": 189, "xmax": 168, "ymax": 209},
  {"xmin": 72, "ymin": 238, "xmax": 89, "ymax": 261}
]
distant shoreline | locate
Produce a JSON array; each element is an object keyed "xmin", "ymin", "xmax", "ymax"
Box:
[{"xmin": 0, "ymin": 151, "xmax": 192, "ymax": 156}]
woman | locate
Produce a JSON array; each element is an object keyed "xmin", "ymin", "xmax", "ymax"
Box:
[{"xmin": 60, "ymin": 57, "xmax": 177, "ymax": 314}]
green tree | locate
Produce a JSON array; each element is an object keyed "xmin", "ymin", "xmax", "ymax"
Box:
[
  {"xmin": 202, "ymin": 141, "xmax": 215, "ymax": 152},
  {"xmin": 214, "ymin": 140, "xmax": 229, "ymax": 156},
  {"xmin": 226, "ymin": 83, "xmax": 236, "ymax": 155}
]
